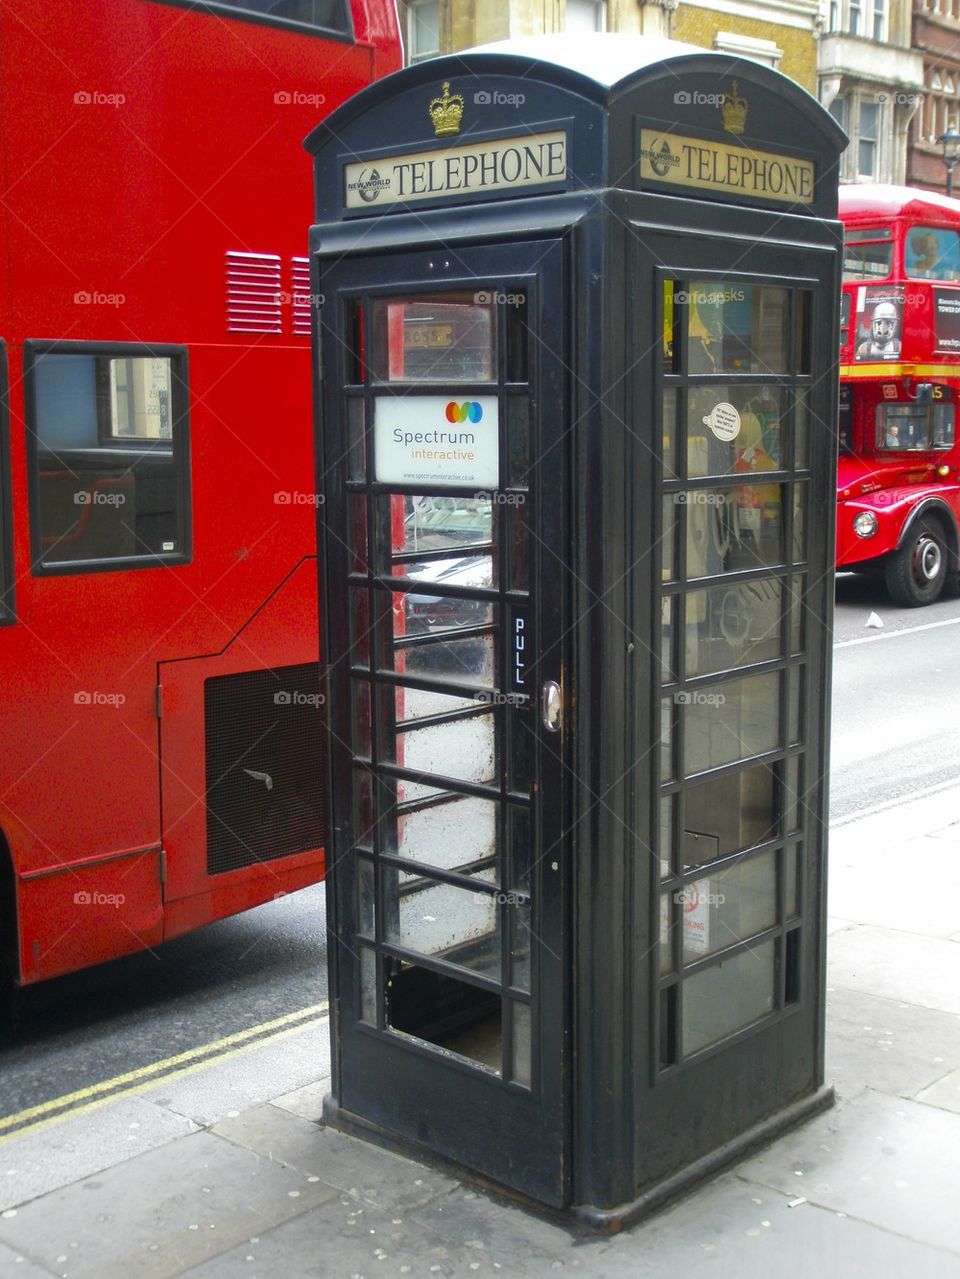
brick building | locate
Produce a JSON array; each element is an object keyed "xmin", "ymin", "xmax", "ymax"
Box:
[{"xmin": 908, "ymin": 0, "xmax": 960, "ymax": 193}]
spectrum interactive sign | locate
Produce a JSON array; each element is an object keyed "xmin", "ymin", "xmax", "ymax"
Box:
[{"xmin": 373, "ymin": 396, "xmax": 499, "ymax": 487}]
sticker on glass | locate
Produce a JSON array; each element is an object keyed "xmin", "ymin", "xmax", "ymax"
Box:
[{"xmin": 702, "ymin": 402, "xmax": 741, "ymax": 442}]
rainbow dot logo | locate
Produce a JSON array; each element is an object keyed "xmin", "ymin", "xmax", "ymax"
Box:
[{"xmin": 445, "ymin": 401, "xmax": 483, "ymax": 424}]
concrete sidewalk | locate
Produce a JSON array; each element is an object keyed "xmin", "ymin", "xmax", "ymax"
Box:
[{"xmin": 2, "ymin": 784, "xmax": 960, "ymax": 1277}]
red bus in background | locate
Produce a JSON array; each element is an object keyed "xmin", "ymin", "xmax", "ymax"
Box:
[
  {"xmin": 0, "ymin": 0, "xmax": 400, "ymax": 991},
  {"xmin": 838, "ymin": 184, "xmax": 960, "ymax": 606}
]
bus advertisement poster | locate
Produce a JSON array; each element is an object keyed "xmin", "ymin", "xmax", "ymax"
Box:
[{"xmin": 934, "ymin": 289, "xmax": 960, "ymax": 353}]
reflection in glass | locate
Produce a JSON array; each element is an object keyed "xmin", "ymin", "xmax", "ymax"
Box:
[
  {"xmin": 398, "ymin": 495, "xmax": 492, "ymax": 554},
  {"xmin": 789, "ymin": 576, "xmax": 805, "ymax": 653},
  {"xmin": 663, "ymin": 279, "xmax": 679, "ymax": 373},
  {"xmin": 789, "ymin": 670, "xmax": 802, "ymax": 744},
  {"xmin": 782, "ymin": 756, "xmax": 801, "ymax": 834},
  {"xmin": 351, "ymin": 588, "xmax": 371, "ymax": 665},
  {"xmin": 398, "ymin": 553, "xmax": 494, "ymax": 591},
  {"xmin": 682, "ymin": 670, "xmax": 780, "ymax": 775},
  {"xmin": 686, "ymin": 283, "xmax": 789, "ymax": 375},
  {"xmin": 794, "ymin": 391, "xmax": 809, "ymax": 468},
  {"xmin": 682, "ymin": 761, "xmax": 777, "ymax": 868},
  {"xmin": 687, "ymin": 385, "xmax": 784, "ymax": 478},
  {"xmin": 360, "ymin": 946, "xmax": 377, "ymax": 1024},
  {"xmin": 685, "ymin": 485, "xmax": 785, "ymax": 576},
  {"xmin": 680, "ymin": 852, "xmax": 777, "ymax": 962},
  {"xmin": 682, "ymin": 938, "xmax": 775, "ymax": 1056},
  {"xmin": 358, "ymin": 856, "xmax": 375, "ymax": 937},
  {"xmin": 395, "ymin": 685, "xmax": 477, "ymax": 723},
  {"xmin": 347, "ymin": 398, "xmax": 366, "ymax": 480},
  {"xmin": 796, "ymin": 292, "xmax": 812, "ymax": 374},
  {"xmin": 508, "ymin": 805, "xmax": 532, "ymax": 893},
  {"xmin": 399, "ymin": 590, "xmax": 493, "ymax": 637},
  {"xmin": 685, "ymin": 579, "xmax": 783, "ymax": 676},
  {"xmin": 507, "ymin": 396, "xmax": 530, "ymax": 486},
  {"xmin": 352, "ymin": 495, "xmax": 368, "ymax": 571},
  {"xmin": 370, "ymin": 294, "xmax": 496, "ymax": 383}
]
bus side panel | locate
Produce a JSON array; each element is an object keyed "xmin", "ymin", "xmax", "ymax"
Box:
[
  {"xmin": 159, "ymin": 558, "xmax": 324, "ymax": 912},
  {"xmin": 17, "ymin": 851, "xmax": 163, "ymax": 984}
]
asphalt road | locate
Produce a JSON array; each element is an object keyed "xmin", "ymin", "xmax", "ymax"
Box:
[{"xmin": 3, "ymin": 576, "xmax": 960, "ymax": 1121}]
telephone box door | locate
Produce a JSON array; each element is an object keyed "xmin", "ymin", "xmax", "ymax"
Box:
[{"xmin": 317, "ymin": 240, "xmax": 569, "ymax": 1205}]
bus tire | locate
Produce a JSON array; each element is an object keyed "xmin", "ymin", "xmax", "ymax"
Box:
[{"xmin": 884, "ymin": 516, "xmax": 949, "ymax": 607}]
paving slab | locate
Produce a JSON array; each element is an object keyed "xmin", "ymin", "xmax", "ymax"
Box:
[
  {"xmin": 270, "ymin": 1079, "xmax": 327, "ymax": 1123},
  {"xmin": 825, "ymin": 986, "xmax": 960, "ymax": 1100},
  {"xmin": 736, "ymin": 1088, "xmax": 960, "ymax": 1255},
  {"xmin": 593, "ymin": 1173, "xmax": 960, "ymax": 1279},
  {"xmin": 828, "ymin": 924, "xmax": 960, "ymax": 1016},
  {"xmin": 0, "ymin": 1095, "xmax": 199, "ymax": 1212},
  {"xmin": 0, "ymin": 1129, "xmax": 338, "ymax": 1279},
  {"xmin": 916, "ymin": 1067, "xmax": 960, "ymax": 1116},
  {"xmin": 0, "ymin": 1238, "xmax": 57, "ymax": 1277}
]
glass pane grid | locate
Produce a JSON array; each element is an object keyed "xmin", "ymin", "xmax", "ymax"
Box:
[{"xmin": 656, "ymin": 276, "xmax": 812, "ymax": 1072}]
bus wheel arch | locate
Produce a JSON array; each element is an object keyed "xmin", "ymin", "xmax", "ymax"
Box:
[{"xmin": 885, "ymin": 506, "xmax": 956, "ymax": 607}]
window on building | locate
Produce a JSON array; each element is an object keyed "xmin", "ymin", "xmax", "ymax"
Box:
[
  {"xmin": 25, "ymin": 344, "xmax": 191, "ymax": 574},
  {"xmin": 566, "ymin": 0, "xmax": 606, "ymax": 32},
  {"xmin": 829, "ymin": 96, "xmax": 847, "ymax": 131},
  {"xmin": 859, "ymin": 100, "xmax": 879, "ymax": 177},
  {"xmin": 406, "ymin": 0, "xmax": 440, "ymax": 62},
  {"xmin": 828, "ymin": 0, "xmax": 888, "ymax": 39}
]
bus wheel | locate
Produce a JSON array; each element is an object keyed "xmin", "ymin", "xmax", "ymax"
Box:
[{"xmin": 885, "ymin": 518, "xmax": 948, "ymax": 607}]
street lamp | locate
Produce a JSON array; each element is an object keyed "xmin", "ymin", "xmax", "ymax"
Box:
[{"xmin": 937, "ymin": 125, "xmax": 960, "ymax": 197}]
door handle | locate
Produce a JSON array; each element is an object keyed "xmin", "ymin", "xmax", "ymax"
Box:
[{"xmin": 541, "ymin": 680, "xmax": 562, "ymax": 733}]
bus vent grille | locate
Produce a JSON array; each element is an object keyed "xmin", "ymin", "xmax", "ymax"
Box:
[
  {"xmin": 225, "ymin": 251, "xmax": 283, "ymax": 334},
  {"xmin": 291, "ymin": 257, "xmax": 312, "ymax": 336},
  {"xmin": 205, "ymin": 662, "xmax": 325, "ymax": 876}
]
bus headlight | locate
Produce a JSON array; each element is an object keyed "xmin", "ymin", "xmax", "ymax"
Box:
[{"xmin": 853, "ymin": 511, "xmax": 878, "ymax": 538}]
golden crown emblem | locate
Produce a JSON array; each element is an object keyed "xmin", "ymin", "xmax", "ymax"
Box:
[
  {"xmin": 428, "ymin": 82, "xmax": 464, "ymax": 137},
  {"xmin": 721, "ymin": 81, "xmax": 748, "ymax": 135}
]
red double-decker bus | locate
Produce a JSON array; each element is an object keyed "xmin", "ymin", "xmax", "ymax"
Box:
[
  {"xmin": 838, "ymin": 183, "xmax": 960, "ymax": 606},
  {"xmin": 0, "ymin": 0, "xmax": 400, "ymax": 993}
]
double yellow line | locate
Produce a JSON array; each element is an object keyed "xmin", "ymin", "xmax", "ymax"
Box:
[{"xmin": 0, "ymin": 1001, "xmax": 329, "ymax": 1143}]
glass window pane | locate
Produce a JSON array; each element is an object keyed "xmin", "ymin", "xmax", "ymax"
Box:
[
  {"xmin": 358, "ymin": 856, "xmax": 376, "ymax": 938},
  {"xmin": 794, "ymin": 390, "xmax": 809, "ymax": 467},
  {"xmin": 398, "ymin": 553, "xmax": 494, "ymax": 592},
  {"xmin": 681, "ymin": 938, "xmax": 775, "ymax": 1056},
  {"xmin": 360, "ymin": 946, "xmax": 377, "ymax": 1024},
  {"xmin": 906, "ymin": 226, "xmax": 960, "ymax": 280},
  {"xmin": 682, "ymin": 761, "xmax": 778, "ymax": 868},
  {"xmin": 397, "ymin": 631, "xmax": 495, "ymax": 686},
  {"xmin": 400, "ymin": 590, "xmax": 494, "ymax": 637},
  {"xmin": 386, "ymin": 962, "xmax": 501, "ymax": 1073},
  {"xmin": 686, "ymin": 283, "xmax": 790, "ymax": 374},
  {"xmin": 663, "ymin": 386, "xmax": 679, "ymax": 479},
  {"xmin": 663, "ymin": 280, "xmax": 679, "ymax": 374},
  {"xmin": 662, "ymin": 494, "xmax": 677, "ymax": 581},
  {"xmin": 786, "ymin": 844, "xmax": 800, "ymax": 918},
  {"xmin": 392, "ymin": 712, "xmax": 495, "ymax": 798},
  {"xmin": 685, "ymin": 485, "xmax": 786, "ymax": 576},
  {"xmin": 211, "ymin": 0, "xmax": 349, "ymax": 34},
  {"xmin": 506, "ymin": 395, "xmax": 530, "ymax": 485},
  {"xmin": 30, "ymin": 350, "xmax": 187, "ymax": 567},
  {"xmin": 660, "ymin": 795, "xmax": 675, "ymax": 878},
  {"xmin": 789, "ymin": 669, "xmax": 802, "ymax": 744},
  {"xmin": 398, "ymin": 495, "xmax": 492, "ymax": 554},
  {"xmin": 384, "ymin": 869, "xmax": 501, "ymax": 978},
  {"xmin": 661, "ymin": 595, "xmax": 677, "ymax": 680},
  {"xmin": 687, "ymin": 385, "xmax": 784, "ymax": 478},
  {"xmin": 782, "ymin": 756, "xmax": 802, "ymax": 834},
  {"xmin": 789, "ymin": 575, "xmax": 805, "ymax": 653},
  {"xmin": 370, "ymin": 294, "xmax": 496, "ymax": 383},
  {"xmin": 395, "ymin": 685, "xmax": 478, "ymax": 723},
  {"xmin": 510, "ymin": 1001, "xmax": 532, "ymax": 1086},
  {"xmin": 685, "ymin": 578, "xmax": 783, "ymax": 676},
  {"xmin": 393, "ymin": 790, "xmax": 497, "ymax": 874},
  {"xmin": 682, "ymin": 670, "xmax": 780, "ymax": 775},
  {"xmin": 660, "ymin": 892, "xmax": 675, "ymax": 975},
  {"xmin": 680, "ymin": 851, "xmax": 777, "ymax": 962},
  {"xmin": 509, "ymin": 901, "xmax": 531, "ymax": 992},
  {"xmin": 793, "ymin": 483, "xmax": 807, "ymax": 562},
  {"xmin": 661, "ymin": 696, "xmax": 675, "ymax": 781},
  {"xmin": 347, "ymin": 397, "xmax": 366, "ymax": 480},
  {"xmin": 508, "ymin": 805, "xmax": 532, "ymax": 893}
]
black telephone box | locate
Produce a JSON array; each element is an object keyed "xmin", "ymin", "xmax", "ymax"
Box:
[{"xmin": 307, "ymin": 35, "xmax": 845, "ymax": 1229}]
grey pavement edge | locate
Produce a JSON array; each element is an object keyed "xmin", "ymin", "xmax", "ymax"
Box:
[{"xmin": 1, "ymin": 783, "xmax": 959, "ymax": 1278}]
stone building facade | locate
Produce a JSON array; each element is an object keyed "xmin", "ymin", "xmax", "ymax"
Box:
[{"xmin": 907, "ymin": 0, "xmax": 960, "ymax": 193}]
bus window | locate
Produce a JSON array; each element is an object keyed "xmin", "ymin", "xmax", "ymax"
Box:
[
  {"xmin": 842, "ymin": 227, "xmax": 893, "ymax": 281},
  {"xmin": 26, "ymin": 344, "xmax": 190, "ymax": 572},
  {"xmin": 905, "ymin": 227, "xmax": 960, "ymax": 280},
  {"xmin": 838, "ymin": 385, "xmax": 853, "ymax": 453},
  {"xmin": 875, "ymin": 400, "xmax": 956, "ymax": 451},
  {"xmin": 183, "ymin": 0, "xmax": 351, "ymax": 35},
  {"xmin": 0, "ymin": 339, "xmax": 13, "ymax": 622}
]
